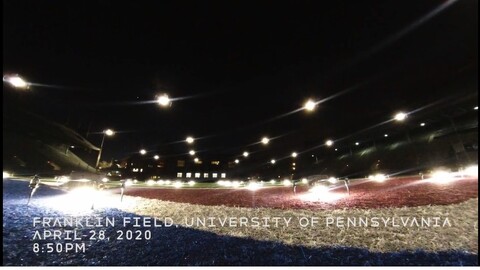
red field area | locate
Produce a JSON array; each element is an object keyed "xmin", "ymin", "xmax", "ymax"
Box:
[{"xmin": 123, "ymin": 176, "xmax": 478, "ymax": 210}]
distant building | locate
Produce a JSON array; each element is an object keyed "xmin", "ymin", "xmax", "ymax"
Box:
[
  {"xmin": 121, "ymin": 155, "xmax": 235, "ymax": 182},
  {"xmin": 117, "ymin": 153, "xmax": 302, "ymax": 181}
]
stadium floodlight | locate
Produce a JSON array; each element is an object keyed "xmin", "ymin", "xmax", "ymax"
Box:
[
  {"xmin": 157, "ymin": 94, "xmax": 171, "ymax": 107},
  {"xmin": 304, "ymin": 99, "xmax": 316, "ymax": 111},
  {"xmin": 394, "ymin": 112, "xmax": 407, "ymax": 121}
]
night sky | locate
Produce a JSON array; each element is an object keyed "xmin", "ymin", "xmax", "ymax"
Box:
[{"xmin": 3, "ymin": 0, "xmax": 478, "ymax": 162}]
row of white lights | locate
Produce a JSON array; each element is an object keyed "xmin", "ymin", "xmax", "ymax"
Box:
[
  {"xmin": 7, "ymin": 75, "xmax": 477, "ymax": 113},
  {"xmin": 80, "ymin": 114, "xmax": 465, "ymax": 170},
  {"xmin": 132, "ymin": 112, "xmax": 413, "ymax": 164},
  {"xmin": 6, "ymin": 75, "xmax": 477, "ymax": 166}
]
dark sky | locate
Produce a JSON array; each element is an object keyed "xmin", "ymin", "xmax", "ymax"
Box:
[{"xmin": 3, "ymin": 0, "xmax": 478, "ymax": 162}]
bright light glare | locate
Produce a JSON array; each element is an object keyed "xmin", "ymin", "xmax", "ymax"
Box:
[
  {"xmin": 474, "ymin": 106, "xmax": 478, "ymax": 110},
  {"xmin": 140, "ymin": 149, "xmax": 147, "ymax": 155},
  {"xmin": 428, "ymin": 170, "xmax": 455, "ymax": 184},
  {"xmin": 194, "ymin": 158, "xmax": 199, "ymax": 163},
  {"xmin": 186, "ymin": 136, "xmax": 194, "ymax": 144},
  {"xmin": 327, "ymin": 177, "xmax": 338, "ymax": 184},
  {"xmin": 165, "ymin": 180, "xmax": 171, "ymax": 185},
  {"xmin": 189, "ymin": 150, "xmax": 196, "ymax": 156},
  {"xmin": 325, "ymin": 140, "xmax": 334, "ymax": 146},
  {"xmin": 125, "ymin": 179, "xmax": 133, "ymax": 186},
  {"xmin": 271, "ymin": 159, "xmax": 276, "ymax": 164},
  {"xmin": 304, "ymin": 99, "xmax": 316, "ymax": 111},
  {"xmin": 157, "ymin": 180, "xmax": 165, "ymax": 185},
  {"xmin": 174, "ymin": 181, "xmax": 183, "ymax": 188},
  {"xmin": 246, "ymin": 182, "xmax": 262, "ymax": 191},
  {"xmin": 57, "ymin": 176, "xmax": 70, "ymax": 183},
  {"xmin": 157, "ymin": 94, "xmax": 171, "ymax": 107},
  {"xmin": 154, "ymin": 155, "xmax": 160, "ymax": 160},
  {"xmin": 291, "ymin": 152, "xmax": 298, "ymax": 158},
  {"xmin": 146, "ymin": 180, "xmax": 156, "ymax": 186},
  {"xmin": 67, "ymin": 187, "xmax": 98, "ymax": 206},
  {"xmin": 301, "ymin": 178, "xmax": 308, "ymax": 184},
  {"xmin": 463, "ymin": 165, "xmax": 478, "ymax": 177},
  {"xmin": 243, "ymin": 151, "xmax": 249, "ymax": 157},
  {"xmin": 270, "ymin": 180, "xmax": 276, "ymax": 184},
  {"xmin": 368, "ymin": 173, "xmax": 387, "ymax": 182},
  {"xmin": 101, "ymin": 177, "xmax": 109, "ymax": 183},
  {"xmin": 3, "ymin": 172, "xmax": 11, "ymax": 178},
  {"xmin": 394, "ymin": 112, "xmax": 408, "ymax": 121},
  {"xmin": 420, "ymin": 123, "xmax": 426, "ymax": 127},
  {"xmin": 299, "ymin": 185, "xmax": 346, "ymax": 202},
  {"xmin": 234, "ymin": 159, "xmax": 240, "ymax": 164},
  {"xmin": 39, "ymin": 186, "xmax": 138, "ymax": 214},
  {"xmin": 4, "ymin": 75, "xmax": 28, "ymax": 88},
  {"xmin": 310, "ymin": 185, "xmax": 329, "ymax": 194},
  {"xmin": 74, "ymin": 178, "xmax": 91, "ymax": 183},
  {"xmin": 425, "ymin": 168, "xmax": 474, "ymax": 185},
  {"xmin": 261, "ymin": 137, "xmax": 270, "ymax": 145},
  {"xmin": 188, "ymin": 180, "xmax": 196, "ymax": 186},
  {"xmin": 104, "ymin": 129, "xmax": 115, "ymax": 136},
  {"xmin": 217, "ymin": 180, "xmax": 242, "ymax": 188},
  {"xmin": 283, "ymin": 179, "xmax": 292, "ymax": 186}
]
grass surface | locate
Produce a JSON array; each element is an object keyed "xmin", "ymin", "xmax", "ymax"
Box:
[
  {"xmin": 122, "ymin": 195, "xmax": 478, "ymax": 253},
  {"xmin": 3, "ymin": 178, "xmax": 478, "ymax": 266}
]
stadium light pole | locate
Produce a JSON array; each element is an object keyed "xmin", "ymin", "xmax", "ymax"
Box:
[{"xmin": 96, "ymin": 129, "xmax": 115, "ymax": 169}]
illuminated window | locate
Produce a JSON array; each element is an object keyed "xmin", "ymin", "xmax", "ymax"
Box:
[
  {"xmin": 186, "ymin": 173, "xmax": 192, "ymax": 178},
  {"xmin": 195, "ymin": 173, "xmax": 201, "ymax": 178},
  {"xmin": 221, "ymin": 173, "xmax": 226, "ymax": 178},
  {"xmin": 203, "ymin": 173, "xmax": 209, "ymax": 178},
  {"xmin": 177, "ymin": 160, "xmax": 185, "ymax": 167},
  {"xmin": 177, "ymin": 172, "xmax": 183, "ymax": 178},
  {"xmin": 212, "ymin": 173, "xmax": 218, "ymax": 178},
  {"xmin": 211, "ymin": 161, "xmax": 220, "ymax": 165}
]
